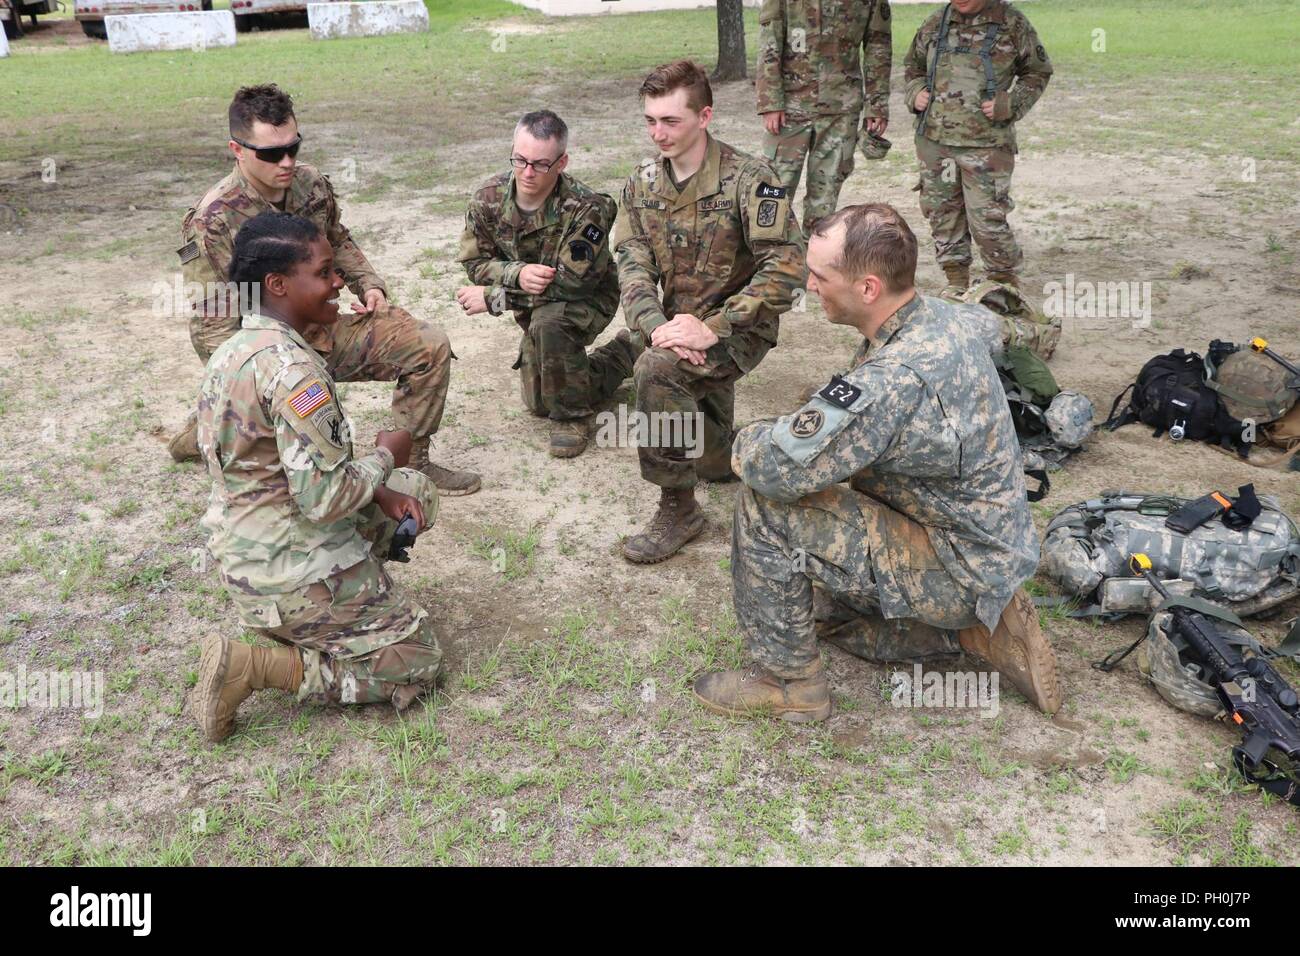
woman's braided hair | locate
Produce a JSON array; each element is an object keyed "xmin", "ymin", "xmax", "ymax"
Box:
[{"xmin": 228, "ymin": 211, "xmax": 323, "ymax": 291}]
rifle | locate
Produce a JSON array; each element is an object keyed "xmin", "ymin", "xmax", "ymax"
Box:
[{"xmin": 1129, "ymin": 553, "xmax": 1300, "ymax": 805}]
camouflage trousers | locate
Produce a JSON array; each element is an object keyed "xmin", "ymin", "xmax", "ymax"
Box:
[
  {"xmin": 513, "ymin": 301, "xmax": 637, "ymax": 420},
  {"xmin": 914, "ymin": 134, "xmax": 1022, "ymax": 275},
  {"xmin": 226, "ymin": 469, "xmax": 443, "ymax": 707},
  {"xmin": 764, "ymin": 111, "xmax": 859, "ymax": 232},
  {"xmin": 190, "ymin": 304, "xmax": 452, "ymax": 440},
  {"xmin": 634, "ymin": 344, "xmax": 745, "ymax": 488},
  {"xmin": 732, "ymin": 484, "xmax": 979, "ymax": 679}
]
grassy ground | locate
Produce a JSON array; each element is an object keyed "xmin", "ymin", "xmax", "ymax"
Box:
[{"xmin": 1, "ymin": 1, "xmax": 1299, "ymax": 866}]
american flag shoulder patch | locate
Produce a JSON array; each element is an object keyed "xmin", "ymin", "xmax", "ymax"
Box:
[{"xmin": 288, "ymin": 380, "xmax": 331, "ymax": 418}]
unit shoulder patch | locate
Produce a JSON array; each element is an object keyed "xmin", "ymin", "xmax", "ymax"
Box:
[
  {"xmin": 790, "ymin": 408, "xmax": 824, "ymax": 438},
  {"xmin": 817, "ymin": 375, "xmax": 863, "ymax": 410}
]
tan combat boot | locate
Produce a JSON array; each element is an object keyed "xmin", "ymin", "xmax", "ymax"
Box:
[
  {"xmin": 957, "ymin": 589, "xmax": 1062, "ymax": 714},
  {"xmin": 411, "ymin": 436, "xmax": 481, "ymax": 497},
  {"xmin": 167, "ymin": 411, "xmax": 201, "ymax": 463},
  {"xmin": 941, "ymin": 262, "xmax": 971, "ymax": 296},
  {"xmin": 194, "ymin": 635, "xmax": 304, "ymax": 743},
  {"xmin": 986, "ymin": 270, "xmax": 1021, "ymax": 289},
  {"xmin": 549, "ymin": 416, "xmax": 591, "ymax": 459},
  {"xmin": 621, "ymin": 487, "xmax": 706, "ymax": 563},
  {"xmin": 693, "ymin": 663, "xmax": 832, "ymax": 723}
]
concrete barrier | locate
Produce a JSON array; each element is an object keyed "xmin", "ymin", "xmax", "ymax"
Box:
[
  {"xmin": 105, "ymin": 10, "xmax": 236, "ymax": 54},
  {"xmin": 308, "ymin": 1, "xmax": 429, "ymax": 40},
  {"xmin": 0, "ymin": 26, "xmax": 9, "ymax": 58}
]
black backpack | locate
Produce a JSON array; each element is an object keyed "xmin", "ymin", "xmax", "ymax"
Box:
[{"xmin": 1104, "ymin": 345, "xmax": 1248, "ymax": 455}]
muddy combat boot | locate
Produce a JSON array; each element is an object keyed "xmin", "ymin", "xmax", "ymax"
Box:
[
  {"xmin": 549, "ymin": 416, "xmax": 591, "ymax": 459},
  {"xmin": 194, "ymin": 635, "xmax": 304, "ymax": 743},
  {"xmin": 941, "ymin": 262, "xmax": 971, "ymax": 296},
  {"xmin": 986, "ymin": 270, "xmax": 1021, "ymax": 289},
  {"xmin": 693, "ymin": 662, "xmax": 832, "ymax": 723},
  {"xmin": 957, "ymin": 589, "xmax": 1062, "ymax": 714},
  {"xmin": 621, "ymin": 487, "xmax": 706, "ymax": 564},
  {"xmin": 167, "ymin": 411, "xmax": 201, "ymax": 463},
  {"xmin": 411, "ymin": 436, "xmax": 481, "ymax": 497}
]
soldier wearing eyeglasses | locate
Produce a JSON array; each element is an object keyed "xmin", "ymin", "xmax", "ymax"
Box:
[
  {"xmin": 456, "ymin": 110, "xmax": 641, "ymax": 458},
  {"xmin": 171, "ymin": 84, "xmax": 481, "ymax": 497}
]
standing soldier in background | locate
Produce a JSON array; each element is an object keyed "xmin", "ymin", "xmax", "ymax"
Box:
[
  {"xmin": 170, "ymin": 83, "xmax": 480, "ymax": 497},
  {"xmin": 615, "ymin": 61, "xmax": 805, "ymax": 564},
  {"xmin": 456, "ymin": 110, "xmax": 641, "ymax": 458},
  {"xmin": 903, "ymin": 0, "xmax": 1051, "ymax": 292},
  {"xmin": 756, "ymin": 0, "xmax": 892, "ymax": 234}
]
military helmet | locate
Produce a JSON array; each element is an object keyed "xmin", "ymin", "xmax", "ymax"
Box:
[
  {"xmin": 1044, "ymin": 391, "xmax": 1095, "ymax": 449},
  {"xmin": 1137, "ymin": 611, "xmax": 1222, "ymax": 718},
  {"xmin": 858, "ymin": 132, "xmax": 892, "ymax": 161},
  {"xmin": 1212, "ymin": 348, "xmax": 1298, "ymax": 424}
]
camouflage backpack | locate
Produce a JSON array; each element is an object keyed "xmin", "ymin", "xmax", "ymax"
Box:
[
  {"xmin": 1040, "ymin": 491, "xmax": 1300, "ymax": 618},
  {"xmin": 953, "ymin": 279, "xmax": 1062, "ymax": 361}
]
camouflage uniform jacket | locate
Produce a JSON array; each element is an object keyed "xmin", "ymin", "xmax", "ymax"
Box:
[
  {"xmin": 457, "ymin": 170, "xmax": 620, "ymax": 320},
  {"xmin": 198, "ymin": 313, "xmax": 396, "ymax": 595},
  {"xmin": 612, "ymin": 134, "xmax": 806, "ymax": 374},
  {"xmin": 903, "ymin": 0, "xmax": 1052, "ymax": 149},
  {"xmin": 180, "ymin": 163, "xmax": 386, "ymax": 318},
  {"xmin": 733, "ymin": 293, "xmax": 1039, "ymax": 632},
  {"xmin": 756, "ymin": 0, "xmax": 892, "ymax": 120}
]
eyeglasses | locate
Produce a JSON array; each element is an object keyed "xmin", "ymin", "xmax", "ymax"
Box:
[
  {"xmin": 233, "ymin": 133, "xmax": 303, "ymax": 164},
  {"xmin": 509, "ymin": 154, "xmax": 562, "ymax": 173}
]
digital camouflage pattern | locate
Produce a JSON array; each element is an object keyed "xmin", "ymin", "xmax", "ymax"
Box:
[
  {"xmin": 731, "ymin": 293, "xmax": 1039, "ymax": 676},
  {"xmin": 199, "ymin": 313, "xmax": 442, "ymax": 706},
  {"xmin": 904, "ymin": 1, "xmax": 1051, "ymax": 275},
  {"xmin": 756, "ymin": 0, "xmax": 892, "ymax": 228},
  {"xmin": 458, "ymin": 170, "xmax": 633, "ymax": 420},
  {"xmin": 614, "ymin": 133, "xmax": 805, "ymax": 486},
  {"xmin": 902, "ymin": 0, "xmax": 1052, "ymax": 151},
  {"xmin": 1138, "ymin": 610, "xmax": 1227, "ymax": 719},
  {"xmin": 181, "ymin": 163, "xmax": 452, "ymax": 441},
  {"xmin": 1043, "ymin": 391, "xmax": 1095, "ymax": 449},
  {"xmin": 1040, "ymin": 492, "xmax": 1300, "ymax": 614},
  {"xmin": 915, "ymin": 133, "xmax": 1021, "ymax": 275}
]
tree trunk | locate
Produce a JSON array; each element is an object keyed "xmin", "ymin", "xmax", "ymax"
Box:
[{"xmin": 713, "ymin": 0, "xmax": 747, "ymax": 82}]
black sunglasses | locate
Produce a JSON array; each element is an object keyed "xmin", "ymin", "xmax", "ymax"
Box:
[{"xmin": 233, "ymin": 133, "xmax": 303, "ymax": 164}]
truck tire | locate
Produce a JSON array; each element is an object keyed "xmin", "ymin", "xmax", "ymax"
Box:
[
  {"xmin": 80, "ymin": 18, "xmax": 106, "ymax": 39},
  {"xmin": 3, "ymin": 12, "xmax": 24, "ymax": 38},
  {"xmin": 234, "ymin": 13, "xmax": 253, "ymax": 32}
]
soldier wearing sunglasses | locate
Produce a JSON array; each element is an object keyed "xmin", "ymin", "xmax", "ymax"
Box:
[{"xmin": 169, "ymin": 84, "xmax": 480, "ymax": 497}]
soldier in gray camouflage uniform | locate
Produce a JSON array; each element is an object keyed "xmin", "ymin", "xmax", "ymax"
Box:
[
  {"xmin": 903, "ymin": 0, "xmax": 1052, "ymax": 292},
  {"xmin": 190, "ymin": 212, "xmax": 444, "ymax": 743},
  {"xmin": 756, "ymin": 0, "xmax": 893, "ymax": 232},
  {"xmin": 456, "ymin": 110, "xmax": 641, "ymax": 458},
  {"xmin": 693, "ymin": 204, "xmax": 1062, "ymax": 722}
]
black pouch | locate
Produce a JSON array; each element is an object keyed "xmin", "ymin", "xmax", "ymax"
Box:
[{"xmin": 1165, "ymin": 491, "xmax": 1233, "ymax": 534}]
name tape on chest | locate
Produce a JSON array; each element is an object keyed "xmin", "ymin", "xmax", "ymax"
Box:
[
  {"xmin": 698, "ymin": 198, "xmax": 734, "ymax": 212},
  {"xmin": 637, "ymin": 198, "xmax": 667, "ymax": 210},
  {"xmin": 818, "ymin": 375, "xmax": 863, "ymax": 410},
  {"xmin": 288, "ymin": 380, "xmax": 332, "ymax": 418}
]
